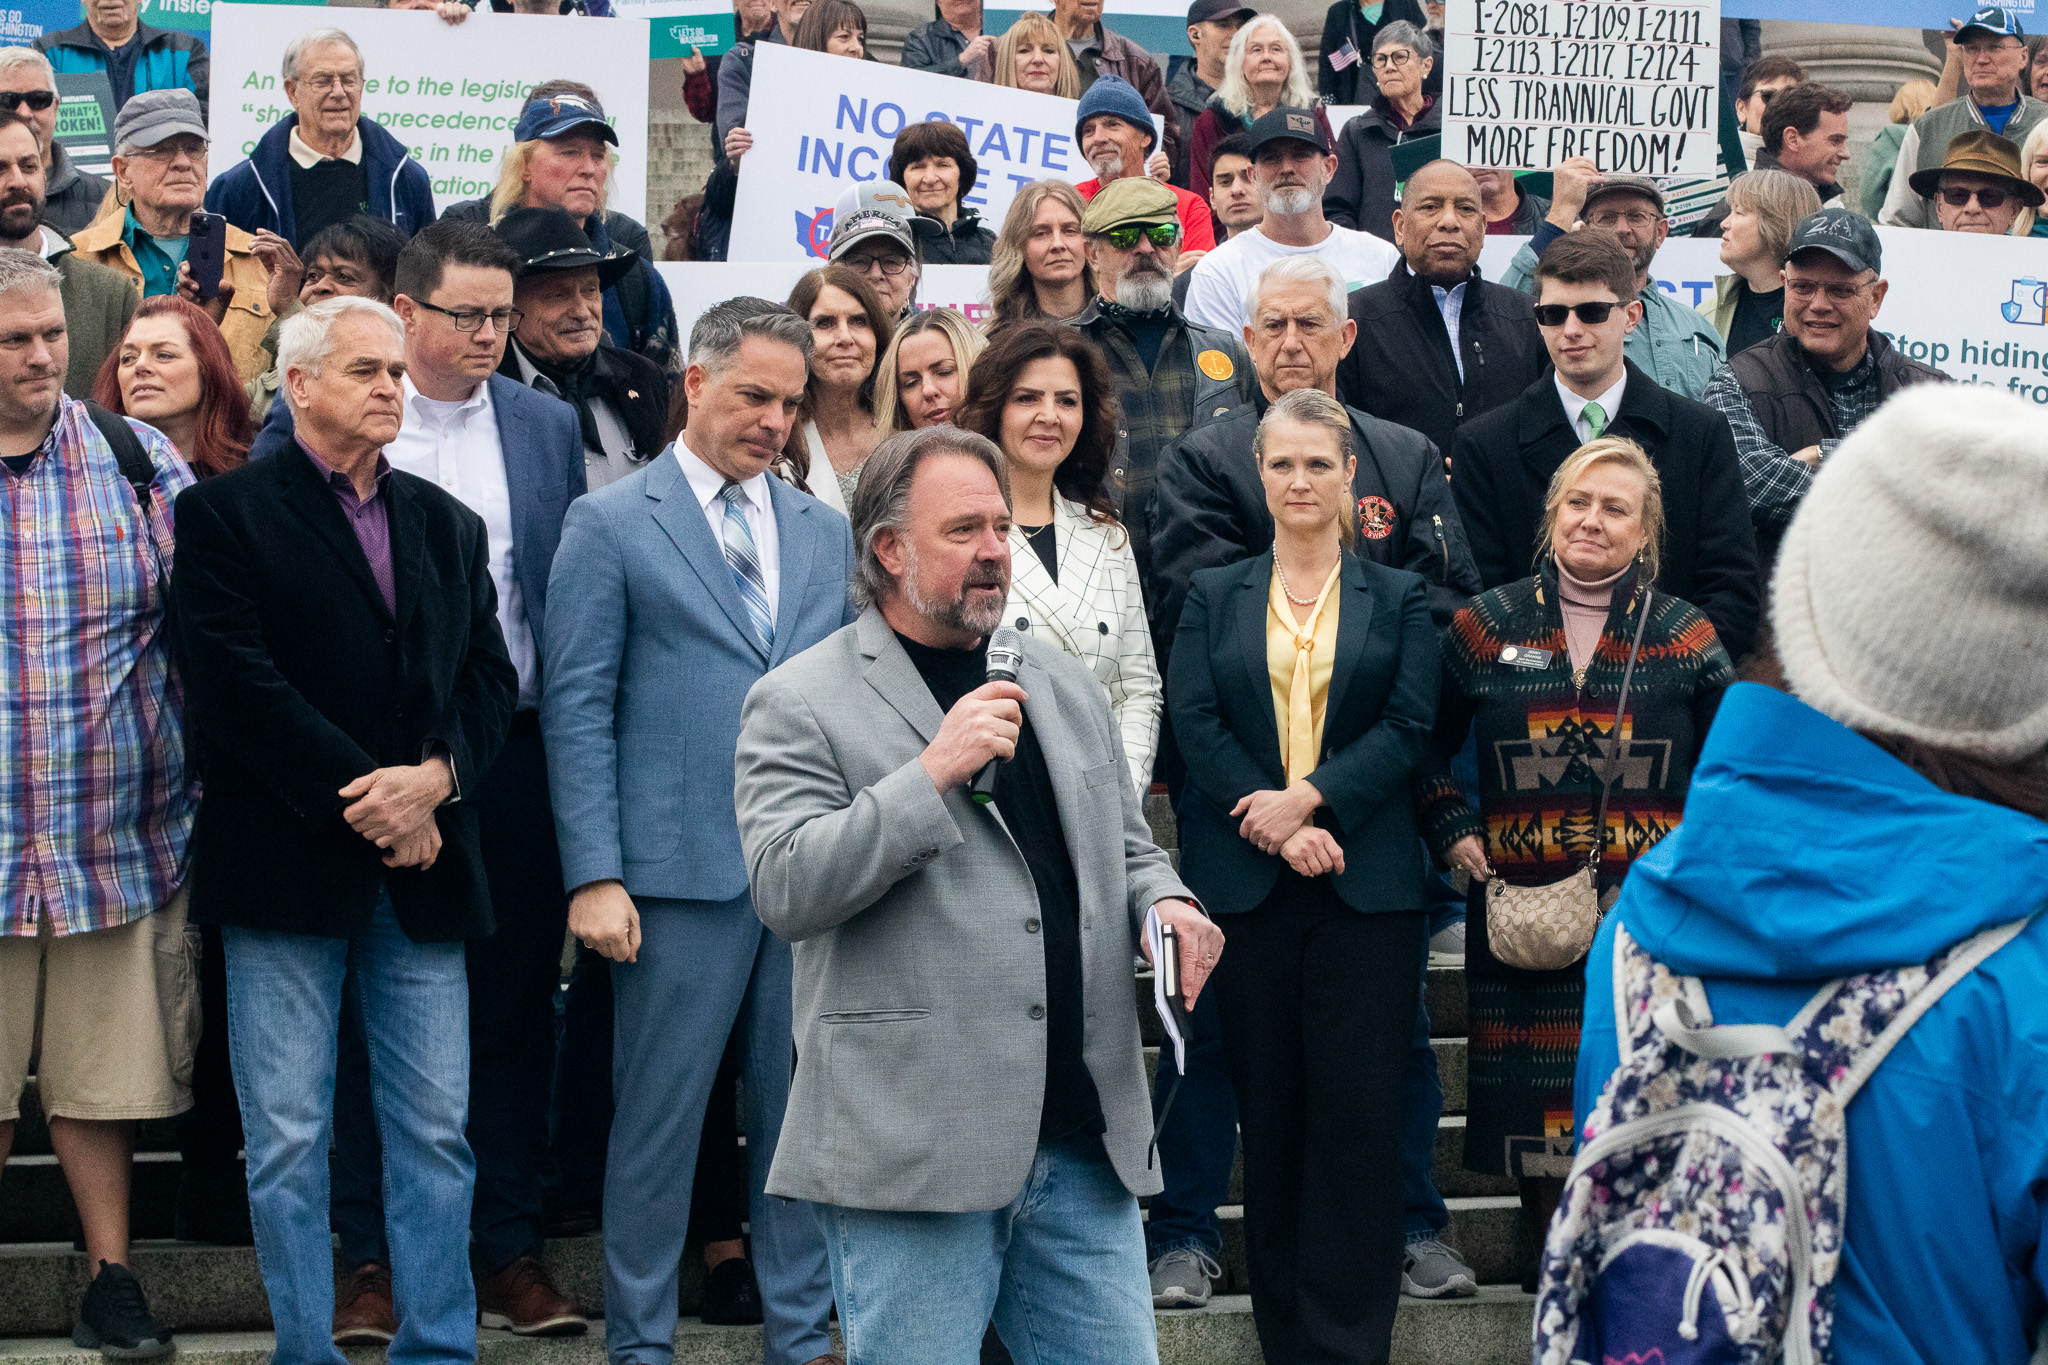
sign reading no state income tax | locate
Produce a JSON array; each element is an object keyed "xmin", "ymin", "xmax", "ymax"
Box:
[{"xmin": 1443, "ymin": 0, "xmax": 1718, "ymax": 176}]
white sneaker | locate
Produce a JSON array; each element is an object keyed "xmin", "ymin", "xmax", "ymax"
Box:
[{"xmin": 1428, "ymin": 919, "xmax": 1467, "ymax": 967}]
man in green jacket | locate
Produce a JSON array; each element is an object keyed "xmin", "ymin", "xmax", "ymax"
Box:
[
  {"xmin": 1498, "ymin": 161, "xmax": 1724, "ymax": 400},
  {"xmin": 0, "ymin": 119, "xmax": 136, "ymax": 398}
]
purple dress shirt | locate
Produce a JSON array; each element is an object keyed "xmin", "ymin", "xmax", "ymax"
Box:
[{"xmin": 299, "ymin": 438, "xmax": 396, "ymax": 617}]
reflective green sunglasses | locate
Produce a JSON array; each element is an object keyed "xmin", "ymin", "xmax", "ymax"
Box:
[{"xmin": 1100, "ymin": 222, "xmax": 1181, "ymax": 251}]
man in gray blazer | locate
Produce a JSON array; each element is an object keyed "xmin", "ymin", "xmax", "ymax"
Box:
[
  {"xmin": 541, "ymin": 301, "xmax": 849, "ymax": 1365},
  {"xmin": 733, "ymin": 426, "xmax": 1225, "ymax": 1365}
]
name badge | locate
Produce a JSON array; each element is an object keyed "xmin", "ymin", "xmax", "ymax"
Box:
[{"xmin": 1499, "ymin": 645, "xmax": 1552, "ymax": 669}]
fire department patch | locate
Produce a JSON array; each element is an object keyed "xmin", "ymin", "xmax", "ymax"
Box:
[{"xmin": 1357, "ymin": 495, "xmax": 1396, "ymax": 540}]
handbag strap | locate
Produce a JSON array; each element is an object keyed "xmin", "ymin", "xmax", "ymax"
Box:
[{"xmin": 1587, "ymin": 588, "xmax": 1654, "ymax": 875}]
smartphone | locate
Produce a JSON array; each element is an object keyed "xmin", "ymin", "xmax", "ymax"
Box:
[{"xmin": 186, "ymin": 211, "xmax": 227, "ymax": 301}]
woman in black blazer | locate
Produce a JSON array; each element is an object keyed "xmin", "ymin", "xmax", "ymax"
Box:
[{"xmin": 1167, "ymin": 387, "xmax": 1439, "ymax": 1365}]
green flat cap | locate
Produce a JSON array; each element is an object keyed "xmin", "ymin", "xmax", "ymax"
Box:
[{"xmin": 1081, "ymin": 176, "xmax": 1178, "ymax": 234}]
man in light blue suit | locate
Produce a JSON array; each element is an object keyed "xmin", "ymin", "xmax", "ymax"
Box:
[{"xmin": 542, "ymin": 300, "xmax": 851, "ymax": 1365}]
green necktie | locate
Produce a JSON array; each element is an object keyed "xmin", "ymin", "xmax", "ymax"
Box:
[{"xmin": 1582, "ymin": 400, "xmax": 1607, "ymax": 440}]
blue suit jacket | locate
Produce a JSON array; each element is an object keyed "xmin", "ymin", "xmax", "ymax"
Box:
[
  {"xmin": 541, "ymin": 447, "xmax": 857, "ymax": 903},
  {"xmin": 248, "ymin": 374, "xmax": 585, "ymax": 651}
]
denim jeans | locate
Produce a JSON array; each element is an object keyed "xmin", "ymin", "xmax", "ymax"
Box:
[
  {"xmin": 1143, "ymin": 983, "xmax": 1234, "ymax": 1259},
  {"xmin": 224, "ymin": 887, "xmax": 476, "ymax": 1365},
  {"xmin": 821, "ymin": 1136, "xmax": 1157, "ymax": 1365}
]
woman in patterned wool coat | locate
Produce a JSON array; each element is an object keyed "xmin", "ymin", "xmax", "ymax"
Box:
[{"xmin": 1416, "ymin": 436, "xmax": 1734, "ymax": 1289}]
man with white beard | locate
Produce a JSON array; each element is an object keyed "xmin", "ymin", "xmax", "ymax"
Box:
[
  {"xmin": 1182, "ymin": 106, "xmax": 1401, "ymax": 335},
  {"xmin": 1069, "ymin": 175, "xmax": 1254, "ymax": 582}
]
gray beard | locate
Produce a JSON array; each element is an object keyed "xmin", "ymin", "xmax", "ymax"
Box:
[
  {"xmin": 901, "ymin": 542, "xmax": 1009, "ymax": 637},
  {"xmin": 1117, "ymin": 269, "xmax": 1174, "ymax": 312},
  {"xmin": 1089, "ymin": 150, "xmax": 1124, "ymax": 182},
  {"xmin": 1266, "ymin": 186, "xmax": 1315, "ymax": 215}
]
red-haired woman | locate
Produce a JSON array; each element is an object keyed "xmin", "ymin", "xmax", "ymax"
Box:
[{"xmin": 94, "ymin": 296, "xmax": 253, "ymax": 479}]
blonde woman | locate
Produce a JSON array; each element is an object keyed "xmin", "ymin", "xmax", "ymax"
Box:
[
  {"xmin": 964, "ymin": 11, "xmax": 1080, "ymax": 97},
  {"xmin": 987, "ymin": 179, "xmax": 1095, "ymax": 329},
  {"xmin": 1191, "ymin": 15, "xmax": 1331, "ymax": 194},
  {"xmin": 444, "ymin": 82, "xmax": 677, "ymax": 368},
  {"xmin": 873, "ymin": 308, "xmax": 985, "ymax": 434},
  {"xmin": 1856, "ymin": 78, "xmax": 1937, "ymax": 219},
  {"xmin": 1418, "ymin": 436, "xmax": 1732, "ymax": 1291},
  {"xmin": 2014, "ymin": 120, "xmax": 2048, "ymax": 234},
  {"xmin": 1167, "ymin": 386, "xmax": 1439, "ymax": 1365},
  {"xmin": 1708, "ymin": 168, "xmax": 1822, "ymax": 352}
]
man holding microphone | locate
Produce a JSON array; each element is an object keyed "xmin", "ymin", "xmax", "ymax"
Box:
[{"xmin": 733, "ymin": 424, "xmax": 1223, "ymax": 1365}]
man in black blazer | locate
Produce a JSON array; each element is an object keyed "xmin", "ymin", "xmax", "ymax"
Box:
[
  {"xmin": 1337, "ymin": 161, "xmax": 1549, "ymax": 463},
  {"xmin": 1151, "ymin": 251, "xmax": 1481, "ymax": 669},
  {"xmin": 1449, "ymin": 231, "xmax": 1761, "ymax": 658},
  {"xmin": 171, "ymin": 295, "xmax": 517, "ymax": 1361}
]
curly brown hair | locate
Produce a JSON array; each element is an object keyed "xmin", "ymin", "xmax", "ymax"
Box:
[{"xmin": 954, "ymin": 321, "xmax": 1121, "ymax": 527}]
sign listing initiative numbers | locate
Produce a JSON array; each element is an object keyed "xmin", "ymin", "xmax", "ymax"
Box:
[{"xmin": 1442, "ymin": 0, "xmax": 1719, "ymax": 177}]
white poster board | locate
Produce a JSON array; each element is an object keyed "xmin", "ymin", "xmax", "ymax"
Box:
[
  {"xmin": 730, "ymin": 44, "xmax": 1090, "ymax": 263},
  {"xmin": 657, "ymin": 262, "xmax": 996, "ymax": 347},
  {"xmin": 205, "ymin": 3, "xmax": 651, "ymax": 220},
  {"xmin": 1442, "ymin": 0, "xmax": 1718, "ymax": 176}
]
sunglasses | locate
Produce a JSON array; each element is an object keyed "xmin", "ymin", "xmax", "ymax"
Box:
[
  {"xmin": 0, "ymin": 90, "xmax": 56, "ymax": 113},
  {"xmin": 1100, "ymin": 222, "xmax": 1181, "ymax": 251},
  {"xmin": 1942, "ymin": 185, "xmax": 2011, "ymax": 209},
  {"xmin": 1533, "ymin": 301, "xmax": 1620, "ymax": 326}
]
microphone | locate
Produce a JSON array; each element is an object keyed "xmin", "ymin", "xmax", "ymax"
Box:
[{"xmin": 969, "ymin": 626, "xmax": 1027, "ymax": 806}]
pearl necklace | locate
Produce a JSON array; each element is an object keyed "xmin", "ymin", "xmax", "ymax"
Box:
[{"xmin": 1272, "ymin": 553, "xmax": 1332, "ymax": 608}]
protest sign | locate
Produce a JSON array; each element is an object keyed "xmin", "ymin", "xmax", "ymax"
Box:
[
  {"xmin": 1478, "ymin": 226, "xmax": 2048, "ymax": 407},
  {"xmin": 730, "ymin": 44, "xmax": 1088, "ymax": 263},
  {"xmin": 1442, "ymin": 0, "xmax": 1719, "ymax": 176},
  {"xmin": 659, "ymin": 262, "xmax": 995, "ymax": 349},
  {"xmin": 612, "ymin": 0, "xmax": 735, "ymax": 58},
  {"xmin": 54, "ymin": 70, "xmax": 115, "ymax": 178},
  {"xmin": 205, "ymin": 3, "xmax": 650, "ymax": 219},
  {"xmin": 984, "ymin": 0, "xmax": 1191, "ymax": 55}
]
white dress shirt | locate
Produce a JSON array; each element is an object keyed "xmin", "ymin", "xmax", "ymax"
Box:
[
  {"xmin": 676, "ymin": 441, "xmax": 780, "ymax": 629},
  {"xmin": 1556, "ymin": 369, "xmax": 1628, "ymax": 445},
  {"xmin": 383, "ymin": 376, "xmax": 540, "ymax": 709},
  {"xmin": 287, "ymin": 127, "xmax": 363, "ymax": 167},
  {"xmin": 1432, "ymin": 280, "xmax": 1467, "ymax": 383}
]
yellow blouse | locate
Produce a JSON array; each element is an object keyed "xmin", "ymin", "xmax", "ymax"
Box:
[{"xmin": 1266, "ymin": 560, "xmax": 1342, "ymax": 786}]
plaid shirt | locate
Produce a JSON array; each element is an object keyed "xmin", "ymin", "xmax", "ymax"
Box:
[
  {"xmin": 2, "ymin": 395, "xmax": 197, "ymax": 937},
  {"xmin": 1702, "ymin": 349, "xmax": 1882, "ymax": 532}
]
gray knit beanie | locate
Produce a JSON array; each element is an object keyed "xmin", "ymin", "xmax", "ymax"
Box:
[{"xmin": 1772, "ymin": 383, "xmax": 2048, "ymax": 761}]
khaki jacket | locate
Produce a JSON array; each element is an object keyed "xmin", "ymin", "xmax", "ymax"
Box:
[{"xmin": 69, "ymin": 211, "xmax": 274, "ymax": 385}]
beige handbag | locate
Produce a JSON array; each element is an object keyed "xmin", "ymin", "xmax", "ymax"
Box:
[{"xmin": 1485, "ymin": 592, "xmax": 1651, "ymax": 973}]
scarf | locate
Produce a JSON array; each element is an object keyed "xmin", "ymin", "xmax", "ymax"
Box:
[{"xmin": 520, "ymin": 339, "xmax": 621, "ymax": 453}]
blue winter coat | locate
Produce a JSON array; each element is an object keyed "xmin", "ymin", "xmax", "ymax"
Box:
[
  {"xmin": 1577, "ymin": 682, "xmax": 2048, "ymax": 1365},
  {"xmin": 204, "ymin": 115, "xmax": 437, "ymax": 249},
  {"xmin": 34, "ymin": 22, "xmax": 207, "ymax": 112}
]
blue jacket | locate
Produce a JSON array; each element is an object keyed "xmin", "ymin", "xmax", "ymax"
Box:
[
  {"xmin": 205, "ymin": 114, "xmax": 437, "ymax": 249},
  {"xmin": 1577, "ymin": 683, "xmax": 2048, "ymax": 1365},
  {"xmin": 541, "ymin": 449, "xmax": 856, "ymax": 903},
  {"xmin": 35, "ymin": 22, "xmax": 207, "ymax": 112},
  {"xmin": 248, "ymin": 374, "xmax": 586, "ymax": 650}
]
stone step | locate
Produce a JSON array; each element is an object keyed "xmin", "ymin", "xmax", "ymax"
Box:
[
  {"xmin": 0, "ymin": 1199, "xmax": 1525, "ymax": 1338},
  {"xmin": 0, "ymin": 1287, "xmax": 1539, "ymax": 1365}
]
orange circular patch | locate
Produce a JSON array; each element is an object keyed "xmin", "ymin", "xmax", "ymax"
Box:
[{"xmin": 1196, "ymin": 349, "xmax": 1235, "ymax": 381}]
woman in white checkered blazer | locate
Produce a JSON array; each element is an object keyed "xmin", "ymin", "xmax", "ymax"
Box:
[{"xmin": 959, "ymin": 321, "xmax": 1162, "ymax": 795}]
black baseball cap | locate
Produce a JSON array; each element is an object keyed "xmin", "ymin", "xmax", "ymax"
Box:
[
  {"xmin": 1187, "ymin": 0, "xmax": 1256, "ymax": 26},
  {"xmin": 1246, "ymin": 105, "xmax": 1330, "ymax": 157},
  {"xmin": 1786, "ymin": 206, "xmax": 1882, "ymax": 276}
]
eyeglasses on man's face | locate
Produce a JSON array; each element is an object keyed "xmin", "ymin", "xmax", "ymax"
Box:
[
  {"xmin": 1533, "ymin": 301, "xmax": 1620, "ymax": 326},
  {"xmin": 1100, "ymin": 222, "xmax": 1180, "ymax": 251},
  {"xmin": 417, "ymin": 300, "xmax": 524, "ymax": 333},
  {"xmin": 842, "ymin": 251, "xmax": 911, "ymax": 276},
  {"xmin": 299, "ymin": 72, "xmax": 365, "ymax": 94},
  {"xmin": 1784, "ymin": 277, "xmax": 1871, "ymax": 303},
  {"xmin": 1941, "ymin": 184, "xmax": 2012, "ymax": 209},
  {"xmin": 0, "ymin": 90, "xmax": 56, "ymax": 113},
  {"xmin": 1587, "ymin": 209, "xmax": 1661, "ymax": 230}
]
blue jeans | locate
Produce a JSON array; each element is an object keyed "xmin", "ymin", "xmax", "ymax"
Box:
[
  {"xmin": 224, "ymin": 888, "xmax": 475, "ymax": 1365},
  {"xmin": 822, "ymin": 1137, "xmax": 1157, "ymax": 1365},
  {"xmin": 1143, "ymin": 984, "xmax": 1234, "ymax": 1259}
]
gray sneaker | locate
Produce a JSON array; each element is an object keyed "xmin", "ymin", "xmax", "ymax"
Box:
[
  {"xmin": 1148, "ymin": 1247, "xmax": 1222, "ymax": 1308},
  {"xmin": 1428, "ymin": 919, "xmax": 1467, "ymax": 967},
  {"xmin": 1401, "ymin": 1239, "xmax": 1478, "ymax": 1298}
]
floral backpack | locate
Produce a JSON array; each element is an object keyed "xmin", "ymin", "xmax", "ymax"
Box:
[{"xmin": 1533, "ymin": 915, "xmax": 2032, "ymax": 1365}]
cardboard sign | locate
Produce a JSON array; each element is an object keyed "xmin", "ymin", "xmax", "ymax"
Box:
[{"xmin": 54, "ymin": 70, "xmax": 116, "ymax": 178}]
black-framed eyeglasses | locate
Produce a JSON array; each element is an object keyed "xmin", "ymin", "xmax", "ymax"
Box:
[
  {"xmin": 1941, "ymin": 184, "xmax": 2012, "ymax": 209},
  {"xmin": 841, "ymin": 251, "xmax": 912, "ymax": 276},
  {"xmin": 0, "ymin": 90, "xmax": 56, "ymax": 113},
  {"xmin": 1100, "ymin": 222, "xmax": 1181, "ymax": 251},
  {"xmin": 416, "ymin": 299, "xmax": 523, "ymax": 332},
  {"xmin": 1533, "ymin": 301, "xmax": 1620, "ymax": 326}
]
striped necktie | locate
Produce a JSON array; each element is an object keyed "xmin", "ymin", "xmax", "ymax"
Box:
[{"xmin": 719, "ymin": 482, "xmax": 773, "ymax": 655}]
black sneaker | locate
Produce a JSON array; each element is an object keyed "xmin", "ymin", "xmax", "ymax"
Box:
[
  {"xmin": 73, "ymin": 1261, "xmax": 175, "ymax": 1359},
  {"xmin": 697, "ymin": 1256, "xmax": 764, "ymax": 1326}
]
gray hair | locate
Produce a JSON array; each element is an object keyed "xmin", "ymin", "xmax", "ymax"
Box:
[
  {"xmin": 688, "ymin": 297, "xmax": 814, "ymax": 374},
  {"xmin": 0, "ymin": 247, "xmax": 61, "ymax": 302},
  {"xmin": 1373, "ymin": 19, "xmax": 1434, "ymax": 60},
  {"xmin": 848, "ymin": 425, "xmax": 1010, "ymax": 609},
  {"xmin": 1213, "ymin": 15, "xmax": 1317, "ymax": 122},
  {"xmin": 282, "ymin": 28, "xmax": 363, "ymax": 83},
  {"xmin": 0, "ymin": 47, "xmax": 55, "ymax": 83},
  {"xmin": 276, "ymin": 295, "xmax": 403, "ymax": 409},
  {"xmin": 1247, "ymin": 254, "xmax": 1348, "ymax": 331}
]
